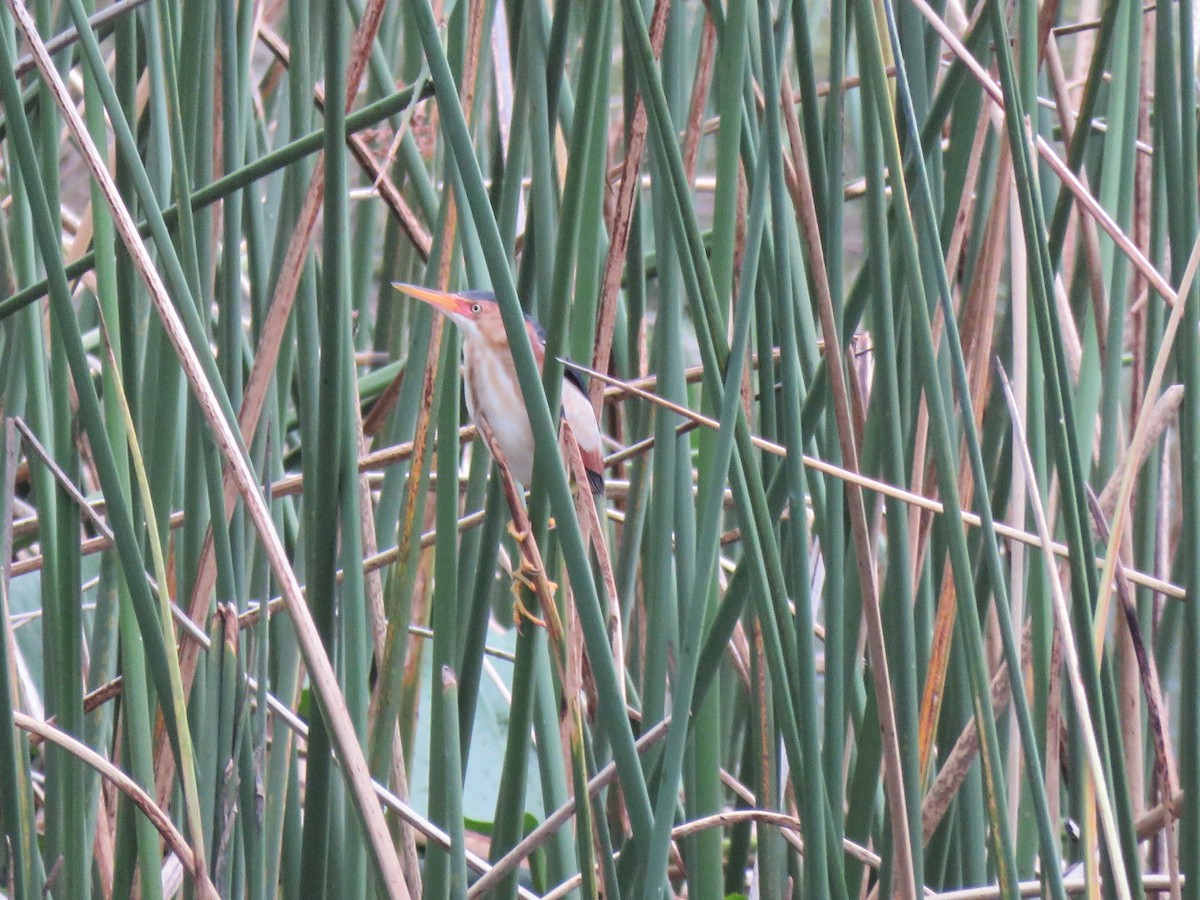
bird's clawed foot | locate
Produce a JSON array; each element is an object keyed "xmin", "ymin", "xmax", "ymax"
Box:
[
  {"xmin": 507, "ymin": 520, "xmax": 529, "ymax": 546},
  {"xmin": 512, "ymin": 595, "xmax": 547, "ymax": 630},
  {"xmin": 507, "ymin": 524, "xmax": 557, "ymax": 630},
  {"xmin": 506, "ymin": 518, "xmax": 561, "ymax": 628},
  {"xmin": 507, "ymin": 520, "xmax": 554, "ymax": 547},
  {"xmin": 510, "ymin": 553, "xmax": 556, "ymax": 595},
  {"xmin": 511, "ymin": 560, "xmax": 555, "ymax": 629}
]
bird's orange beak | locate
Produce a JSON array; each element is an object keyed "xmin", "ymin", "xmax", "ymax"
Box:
[{"xmin": 391, "ymin": 282, "xmax": 474, "ymax": 318}]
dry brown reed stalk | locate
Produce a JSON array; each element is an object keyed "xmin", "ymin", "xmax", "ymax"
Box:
[{"xmin": 6, "ymin": 0, "xmax": 408, "ymax": 890}]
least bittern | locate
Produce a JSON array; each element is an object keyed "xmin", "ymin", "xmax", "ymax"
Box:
[{"xmin": 391, "ymin": 282, "xmax": 605, "ymax": 495}]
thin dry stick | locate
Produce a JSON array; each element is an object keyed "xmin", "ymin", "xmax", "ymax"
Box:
[
  {"xmin": 11, "ymin": 0, "xmax": 151, "ymax": 77},
  {"xmin": 46, "ymin": 634, "xmax": 528, "ymax": 897},
  {"xmin": 681, "ymin": 12, "xmax": 716, "ymax": 184},
  {"xmin": 1044, "ymin": 611, "xmax": 1065, "ymax": 839},
  {"xmin": 372, "ymin": 4, "xmax": 488, "ymax": 888},
  {"xmin": 257, "ymin": 24, "xmax": 433, "ymax": 260},
  {"xmin": 718, "ymin": 769, "xmax": 894, "ymax": 875},
  {"xmin": 997, "ymin": 365, "xmax": 1132, "ymax": 900},
  {"xmin": 367, "ymin": 0, "xmax": 488, "ymax": 808},
  {"xmin": 25, "ymin": 12, "xmax": 213, "ymax": 894},
  {"xmin": 238, "ymin": 492, "xmax": 620, "ymax": 636},
  {"xmin": 906, "ymin": 107, "xmax": 989, "ymax": 656},
  {"xmin": 351, "ymin": 402, "xmax": 390, "ymax": 662},
  {"xmin": 12, "ymin": 711, "xmax": 210, "ymax": 898},
  {"xmin": 12, "ymin": 409, "xmax": 207, "ymax": 647},
  {"xmin": 1096, "ymin": 385, "xmax": 1183, "ymax": 517},
  {"xmin": 7, "ymin": 427, "xmax": 479, "ymax": 577},
  {"xmin": 786, "ymin": 83, "xmax": 916, "ymax": 894},
  {"xmin": 905, "ymin": 0, "xmax": 1179, "ymax": 309},
  {"xmin": 1045, "ymin": 38, "xmax": 1107, "ymax": 343},
  {"xmin": 942, "ymin": 111, "xmax": 996, "ymax": 285},
  {"xmin": 254, "ymin": 684, "xmax": 544, "ymax": 900},
  {"xmin": 1083, "ymin": 190, "xmax": 1187, "ymax": 878},
  {"xmin": 1004, "ymin": 187, "xmax": 1031, "ymax": 829},
  {"xmin": 368, "ymin": 321, "xmax": 445, "ymax": 720},
  {"xmin": 92, "ymin": 780, "xmax": 115, "ymax": 900},
  {"xmin": 23, "ymin": 678, "xmax": 124, "ymax": 747},
  {"xmin": 475, "ymin": 417, "xmax": 569, "ymax": 680},
  {"xmin": 562, "ymin": 424, "xmax": 624, "ymax": 706},
  {"xmin": 913, "ymin": 137, "xmax": 1012, "ymax": 782},
  {"xmin": 11, "ymin": 417, "xmax": 115, "ymax": 546},
  {"xmin": 542, "ymin": 806, "xmax": 935, "ymax": 900},
  {"xmin": 1084, "ymin": 488, "xmax": 1181, "ymax": 845},
  {"xmin": 565, "ymin": 359, "xmax": 1185, "ymax": 602},
  {"xmin": 935, "ymin": 875, "xmax": 1180, "ymax": 900},
  {"xmin": 466, "ymin": 719, "xmax": 672, "ymax": 898},
  {"xmin": 921, "ymin": 624, "xmax": 1030, "ymax": 842},
  {"xmin": 182, "ymin": 0, "xmax": 394, "ymax": 673},
  {"xmin": 1129, "ymin": 9, "xmax": 1156, "ymax": 418},
  {"xmin": 8, "ymin": 1, "xmax": 408, "ymax": 892},
  {"xmin": 588, "ymin": 0, "xmax": 671, "ymax": 418},
  {"xmin": 1093, "ymin": 232, "xmax": 1200, "ymax": 657},
  {"xmin": 641, "ymin": 64, "xmax": 899, "ymax": 160},
  {"xmin": 1136, "ymin": 789, "xmax": 1186, "ymax": 840}
]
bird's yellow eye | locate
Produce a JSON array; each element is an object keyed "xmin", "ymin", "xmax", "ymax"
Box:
[{"xmin": 471, "ymin": 303, "xmax": 482, "ymax": 313}]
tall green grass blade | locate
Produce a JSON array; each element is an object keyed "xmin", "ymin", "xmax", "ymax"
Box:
[
  {"xmin": 0, "ymin": 423, "xmax": 40, "ymax": 900},
  {"xmin": 409, "ymin": 0, "xmax": 657, "ymax": 857}
]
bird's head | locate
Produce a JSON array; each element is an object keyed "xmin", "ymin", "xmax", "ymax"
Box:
[{"xmin": 392, "ymin": 282, "xmax": 502, "ymax": 341}]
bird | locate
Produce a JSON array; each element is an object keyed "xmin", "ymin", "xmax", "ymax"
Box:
[{"xmin": 391, "ymin": 282, "xmax": 605, "ymax": 497}]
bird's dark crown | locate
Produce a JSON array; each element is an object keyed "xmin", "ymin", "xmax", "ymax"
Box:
[{"xmin": 459, "ymin": 289, "xmax": 497, "ymax": 303}]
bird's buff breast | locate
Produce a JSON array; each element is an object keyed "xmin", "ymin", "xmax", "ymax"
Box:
[{"xmin": 463, "ymin": 341, "xmax": 538, "ymax": 486}]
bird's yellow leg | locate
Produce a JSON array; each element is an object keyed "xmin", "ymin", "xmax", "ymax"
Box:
[
  {"xmin": 506, "ymin": 522, "xmax": 557, "ymax": 629},
  {"xmin": 507, "ymin": 519, "xmax": 529, "ymax": 545},
  {"xmin": 508, "ymin": 520, "xmax": 554, "ymax": 544},
  {"xmin": 511, "ymin": 594, "xmax": 546, "ymax": 630},
  {"xmin": 511, "ymin": 561, "xmax": 556, "ymax": 629}
]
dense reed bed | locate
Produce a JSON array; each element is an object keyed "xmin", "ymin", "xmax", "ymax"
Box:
[{"xmin": 0, "ymin": 0, "xmax": 1195, "ymax": 897}]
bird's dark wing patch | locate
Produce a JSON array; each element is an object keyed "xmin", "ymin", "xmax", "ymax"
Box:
[
  {"xmin": 525, "ymin": 314, "xmax": 548, "ymax": 344},
  {"xmin": 520, "ymin": 318, "xmax": 590, "ymax": 396},
  {"xmin": 585, "ymin": 466, "xmax": 605, "ymax": 496},
  {"xmin": 563, "ymin": 363, "xmax": 588, "ymax": 398}
]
